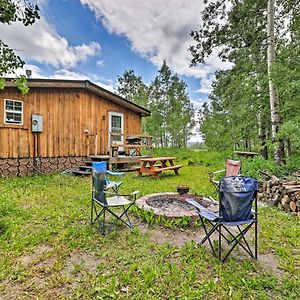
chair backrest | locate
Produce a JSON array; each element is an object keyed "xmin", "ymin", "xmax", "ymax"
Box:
[
  {"xmin": 92, "ymin": 161, "xmax": 107, "ymax": 172},
  {"xmin": 92, "ymin": 171, "xmax": 108, "ymax": 205},
  {"xmin": 219, "ymin": 176, "xmax": 258, "ymax": 222},
  {"xmin": 225, "ymin": 159, "xmax": 241, "ymax": 177}
]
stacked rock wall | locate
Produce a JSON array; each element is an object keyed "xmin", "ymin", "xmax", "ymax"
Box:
[{"xmin": 0, "ymin": 156, "xmax": 85, "ymax": 177}]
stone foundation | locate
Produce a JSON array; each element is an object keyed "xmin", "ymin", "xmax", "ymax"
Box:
[
  {"xmin": 136, "ymin": 192, "xmax": 219, "ymax": 219},
  {"xmin": 0, "ymin": 156, "xmax": 86, "ymax": 177}
]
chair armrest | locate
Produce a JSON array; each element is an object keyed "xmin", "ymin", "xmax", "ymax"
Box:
[
  {"xmin": 130, "ymin": 190, "xmax": 139, "ymax": 201},
  {"xmin": 208, "ymin": 169, "xmax": 225, "ymax": 181},
  {"xmin": 116, "ymin": 190, "xmax": 139, "ymax": 201},
  {"xmin": 210, "ymin": 169, "xmax": 226, "ymax": 175},
  {"xmin": 104, "ymin": 191, "xmax": 118, "ymax": 196},
  {"xmin": 106, "ymin": 170, "xmax": 125, "ymax": 176}
]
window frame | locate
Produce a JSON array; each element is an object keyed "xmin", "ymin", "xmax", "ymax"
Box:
[
  {"xmin": 4, "ymin": 99, "xmax": 24, "ymax": 125},
  {"xmin": 108, "ymin": 111, "xmax": 124, "ymax": 146}
]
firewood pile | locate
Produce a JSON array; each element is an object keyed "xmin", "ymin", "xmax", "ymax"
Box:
[{"xmin": 258, "ymin": 170, "xmax": 300, "ymax": 216}]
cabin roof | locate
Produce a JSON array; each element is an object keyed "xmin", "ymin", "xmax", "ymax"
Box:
[{"xmin": 4, "ymin": 78, "xmax": 151, "ymax": 117}]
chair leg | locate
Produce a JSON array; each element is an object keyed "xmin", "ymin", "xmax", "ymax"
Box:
[
  {"xmin": 221, "ymin": 224, "xmax": 255, "ymax": 262},
  {"xmin": 219, "ymin": 224, "xmax": 222, "ymax": 261},
  {"xmin": 103, "ymin": 204, "xmax": 134, "ymax": 234},
  {"xmin": 122, "ymin": 205, "xmax": 133, "ymax": 228},
  {"xmin": 91, "ymin": 200, "xmax": 105, "ymax": 225},
  {"xmin": 254, "ymin": 221, "xmax": 258, "ymax": 259},
  {"xmin": 91, "ymin": 199, "xmax": 94, "ymax": 224},
  {"xmin": 199, "ymin": 217, "xmax": 219, "ymax": 258},
  {"xmin": 91, "ymin": 201, "xmax": 134, "ymax": 235}
]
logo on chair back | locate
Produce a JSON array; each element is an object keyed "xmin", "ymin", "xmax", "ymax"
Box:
[{"xmin": 227, "ymin": 177, "xmax": 246, "ymax": 192}]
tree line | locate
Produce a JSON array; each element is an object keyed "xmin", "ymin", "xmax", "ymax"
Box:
[
  {"xmin": 117, "ymin": 61, "xmax": 195, "ymax": 148},
  {"xmin": 189, "ymin": 0, "xmax": 300, "ymax": 164}
]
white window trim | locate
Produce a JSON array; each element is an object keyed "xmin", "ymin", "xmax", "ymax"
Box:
[
  {"xmin": 4, "ymin": 99, "xmax": 23, "ymax": 125},
  {"xmin": 108, "ymin": 112, "xmax": 124, "ymax": 147}
]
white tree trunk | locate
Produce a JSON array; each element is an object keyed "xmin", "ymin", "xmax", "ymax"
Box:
[
  {"xmin": 256, "ymin": 80, "xmax": 268, "ymax": 159},
  {"xmin": 267, "ymin": 0, "xmax": 283, "ymax": 164}
]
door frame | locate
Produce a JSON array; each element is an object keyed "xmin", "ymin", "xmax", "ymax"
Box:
[{"xmin": 108, "ymin": 111, "xmax": 124, "ymax": 149}]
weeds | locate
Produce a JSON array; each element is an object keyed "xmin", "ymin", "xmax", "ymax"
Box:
[{"xmin": 0, "ymin": 151, "xmax": 299, "ymax": 299}]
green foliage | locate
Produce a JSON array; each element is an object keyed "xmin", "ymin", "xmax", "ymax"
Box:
[
  {"xmin": 190, "ymin": 0, "xmax": 300, "ymax": 163},
  {"xmin": 116, "ymin": 61, "xmax": 195, "ymax": 148},
  {"xmin": 117, "ymin": 69, "xmax": 148, "ymax": 108},
  {"xmin": 0, "ymin": 0, "xmax": 39, "ymax": 25},
  {"xmin": 0, "ymin": 152, "xmax": 300, "ymax": 298},
  {"xmin": 0, "ymin": 0, "xmax": 40, "ymax": 92}
]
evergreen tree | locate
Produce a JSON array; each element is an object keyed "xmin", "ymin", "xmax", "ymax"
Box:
[{"xmin": 116, "ymin": 62, "xmax": 195, "ymax": 147}]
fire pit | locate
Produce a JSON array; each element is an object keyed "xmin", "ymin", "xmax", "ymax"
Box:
[{"xmin": 136, "ymin": 192, "xmax": 218, "ymax": 219}]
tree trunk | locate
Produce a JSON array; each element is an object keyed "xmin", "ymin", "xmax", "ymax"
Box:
[
  {"xmin": 256, "ymin": 81, "xmax": 268, "ymax": 159},
  {"xmin": 286, "ymin": 138, "xmax": 292, "ymax": 157},
  {"xmin": 267, "ymin": 0, "xmax": 284, "ymax": 165}
]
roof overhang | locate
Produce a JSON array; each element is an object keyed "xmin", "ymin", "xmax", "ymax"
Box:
[{"xmin": 4, "ymin": 78, "xmax": 151, "ymax": 117}]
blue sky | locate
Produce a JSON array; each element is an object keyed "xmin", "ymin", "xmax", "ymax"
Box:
[{"xmin": 1, "ymin": 0, "xmax": 231, "ymax": 142}]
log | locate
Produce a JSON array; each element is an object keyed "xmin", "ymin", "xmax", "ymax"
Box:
[
  {"xmin": 260, "ymin": 171, "xmax": 300, "ymax": 214},
  {"xmin": 283, "ymin": 185, "xmax": 300, "ymax": 190},
  {"xmin": 281, "ymin": 195, "xmax": 290, "ymax": 206},
  {"xmin": 259, "ymin": 170, "xmax": 280, "ymax": 181},
  {"xmin": 290, "ymin": 201, "xmax": 297, "ymax": 212}
]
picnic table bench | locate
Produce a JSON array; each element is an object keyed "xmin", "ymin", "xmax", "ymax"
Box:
[
  {"xmin": 234, "ymin": 151, "xmax": 258, "ymax": 158},
  {"xmin": 138, "ymin": 156, "xmax": 182, "ymax": 179}
]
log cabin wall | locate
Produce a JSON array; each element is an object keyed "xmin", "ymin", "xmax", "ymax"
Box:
[
  {"xmin": 0, "ymin": 83, "xmax": 145, "ymax": 176},
  {"xmin": 0, "ymin": 87, "xmax": 142, "ymax": 159}
]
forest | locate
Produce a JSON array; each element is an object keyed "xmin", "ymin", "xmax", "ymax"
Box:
[
  {"xmin": 189, "ymin": 0, "xmax": 300, "ymax": 165},
  {"xmin": 116, "ymin": 0, "xmax": 300, "ymax": 168}
]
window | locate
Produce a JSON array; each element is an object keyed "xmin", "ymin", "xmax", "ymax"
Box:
[
  {"xmin": 109, "ymin": 112, "xmax": 123, "ymax": 144},
  {"xmin": 4, "ymin": 99, "xmax": 23, "ymax": 125}
]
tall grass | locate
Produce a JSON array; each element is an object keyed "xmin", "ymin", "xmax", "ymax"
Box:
[{"xmin": 0, "ymin": 150, "xmax": 299, "ymax": 299}]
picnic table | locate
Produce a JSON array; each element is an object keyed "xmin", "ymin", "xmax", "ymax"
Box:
[
  {"xmin": 234, "ymin": 151, "xmax": 258, "ymax": 158},
  {"xmin": 138, "ymin": 156, "xmax": 182, "ymax": 179}
]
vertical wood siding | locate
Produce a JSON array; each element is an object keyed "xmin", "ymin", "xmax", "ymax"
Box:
[{"xmin": 0, "ymin": 87, "xmax": 142, "ymax": 158}]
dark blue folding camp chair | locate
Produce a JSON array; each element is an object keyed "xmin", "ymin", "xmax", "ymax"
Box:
[
  {"xmin": 91, "ymin": 171, "xmax": 139, "ymax": 235},
  {"xmin": 187, "ymin": 176, "xmax": 258, "ymax": 262},
  {"xmin": 92, "ymin": 161, "xmax": 124, "ymax": 193}
]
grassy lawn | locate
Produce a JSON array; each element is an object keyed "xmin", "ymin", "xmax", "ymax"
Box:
[{"xmin": 0, "ymin": 150, "xmax": 299, "ymax": 299}]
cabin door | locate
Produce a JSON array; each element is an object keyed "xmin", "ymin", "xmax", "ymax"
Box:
[{"xmin": 108, "ymin": 112, "xmax": 124, "ymax": 150}]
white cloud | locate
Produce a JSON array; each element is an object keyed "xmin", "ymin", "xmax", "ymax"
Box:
[
  {"xmin": 13, "ymin": 64, "xmax": 116, "ymax": 92},
  {"xmin": 0, "ymin": 17, "xmax": 101, "ymax": 68},
  {"xmin": 80, "ymin": 0, "xmax": 231, "ymax": 94},
  {"xmin": 96, "ymin": 60, "xmax": 105, "ymax": 66}
]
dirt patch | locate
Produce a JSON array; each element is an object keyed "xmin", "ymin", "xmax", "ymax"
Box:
[
  {"xmin": 138, "ymin": 223, "xmax": 206, "ymax": 247},
  {"xmin": 138, "ymin": 223, "xmax": 284, "ymax": 278},
  {"xmin": 16, "ymin": 244, "xmax": 53, "ymax": 267},
  {"xmin": 259, "ymin": 252, "xmax": 285, "ymax": 277},
  {"xmin": 62, "ymin": 249, "xmax": 102, "ymax": 277}
]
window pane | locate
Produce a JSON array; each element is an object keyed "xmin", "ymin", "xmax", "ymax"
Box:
[
  {"xmin": 112, "ymin": 116, "xmax": 121, "ymax": 128},
  {"xmin": 14, "ymin": 102, "xmax": 22, "ymax": 111},
  {"xmin": 5, "ymin": 100, "xmax": 14, "ymax": 110},
  {"xmin": 4, "ymin": 99, "xmax": 23, "ymax": 124},
  {"xmin": 5, "ymin": 112, "xmax": 22, "ymax": 124},
  {"xmin": 111, "ymin": 115, "xmax": 122, "ymax": 142}
]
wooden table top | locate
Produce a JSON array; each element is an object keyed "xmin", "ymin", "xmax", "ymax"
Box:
[{"xmin": 140, "ymin": 156, "xmax": 176, "ymax": 162}]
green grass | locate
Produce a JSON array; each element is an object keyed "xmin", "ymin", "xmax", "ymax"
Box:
[{"xmin": 0, "ymin": 150, "xmax": 299, "ymax": 299}]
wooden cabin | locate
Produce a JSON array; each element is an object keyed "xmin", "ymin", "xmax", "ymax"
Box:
[{"xmin": 0, "ymin": 78, "xmax": 150, "ymax": 176}]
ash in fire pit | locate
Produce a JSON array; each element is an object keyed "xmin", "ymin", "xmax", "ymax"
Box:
[{"xmin": 136, "ymin": 192, "xmax": 218, "ymax": 219}]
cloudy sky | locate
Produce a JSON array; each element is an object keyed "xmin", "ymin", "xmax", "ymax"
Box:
[{"xmin": 1, "ymin": 0, "xmax": 230, "ymax": 142}]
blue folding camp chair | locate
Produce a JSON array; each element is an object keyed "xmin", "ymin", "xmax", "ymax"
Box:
[
  {"xmin": 92, "ymin": 161, "xmax": 124, "ymax": 193},
  {"xmin": 187, "ymin": 176, "xmax": 258, "ymax": 262},
  {"xmin": 91, "ymin": 171, "xmax": 139, "ymax": 235}
]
